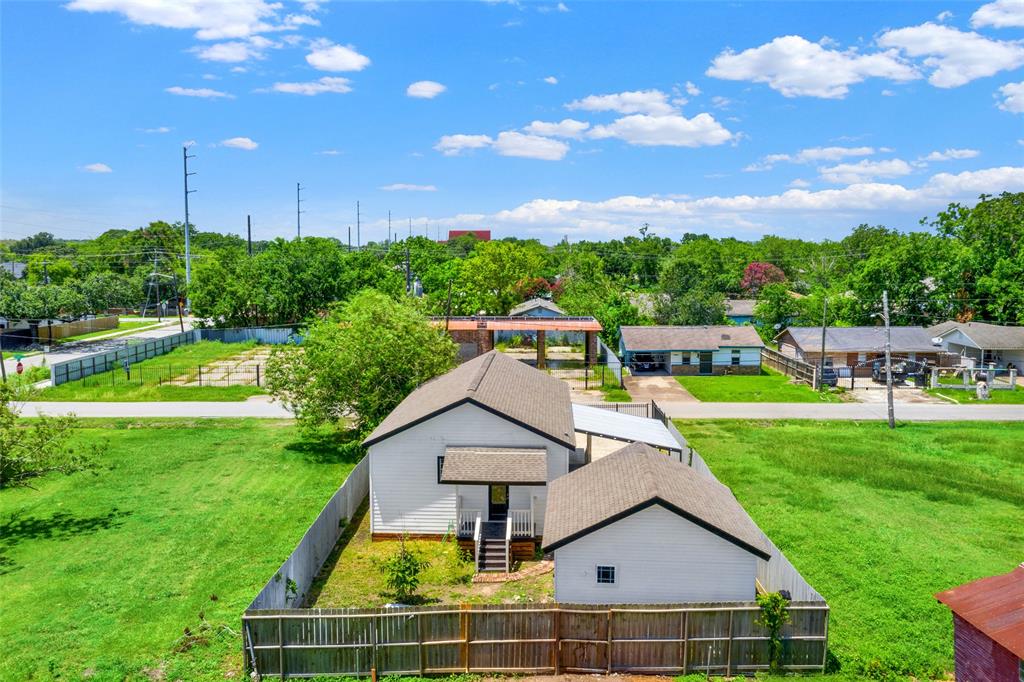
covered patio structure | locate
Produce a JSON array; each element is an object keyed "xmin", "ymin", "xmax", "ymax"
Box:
[
  {"xmin": 571, "ymin": 403, "xmax": 685, "ymax": 466},
  {"xmin": 435, "ymin": 316, "xmax": 603, "ymax": 368}
]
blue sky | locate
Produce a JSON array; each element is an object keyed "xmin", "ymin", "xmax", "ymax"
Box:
[{"xmin": 1, "ymin": 0, "xmax": 1022, "ymax": 245}]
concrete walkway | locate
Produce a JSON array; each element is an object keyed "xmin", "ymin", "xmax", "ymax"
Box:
[
  {"xmin": 658, "ymin": 401, "xmax": 1024, "ymax": 421},
  {"xmin": 624, "ymin": 374, "xmax": 697, "ymax": 402},
  {"xmin": 15, "ymin": 399, "xmax": 1024, "ymax": 421}
]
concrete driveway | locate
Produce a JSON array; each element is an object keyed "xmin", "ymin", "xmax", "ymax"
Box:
[{"xmin": 624, "ymin": 374, "xmax": 697, "ymax": 402}]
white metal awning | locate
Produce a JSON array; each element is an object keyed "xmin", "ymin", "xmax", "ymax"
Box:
[{"xmin": 571, "ymin": 403, "xmax": 682, "ymax": 452}]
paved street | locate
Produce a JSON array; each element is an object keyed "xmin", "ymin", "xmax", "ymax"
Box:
[{"xmin": 16, "ymin": 399, "xmax": 1024, "ymax": 421}]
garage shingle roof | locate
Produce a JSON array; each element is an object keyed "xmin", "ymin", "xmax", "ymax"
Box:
[
  {"xmin": 928, "ymin": 321, "xmax": 1024, "ymax": 350},
  {"xmin": 778, "ymin": 326, "xmax": 939, "ymax": 353},
  {"xmin": 508, "ymin": 298, "xmax": 565, "ymax": 317},
  {"xmin": 542, "ymin": 442, "xmax": 770, "ymax": 559},
  {"xmin": 363, "ymin": 350, "xmax": 575, "ymax": 449},
  {"xmin": 620, "ymin": 325, "xmax": 765, "ymax": 352},
  {"xmin": 440, "ymin": 447, "xmax": 548, "ymax": 485}
]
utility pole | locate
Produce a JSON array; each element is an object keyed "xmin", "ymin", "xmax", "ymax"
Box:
[
  {"xmin": 183, "ymin": 145, "xmax": 196, "ymax": 310},
  {"xmin": 247, "ymin": 215, "xmax": 253, "ymax": 257},
  {"xmin": 388, "ymin": 210, "xmax": 392, "ymax": 247},
  {"xmin": 43, "ymin": 261, "xmax": 51, "ymax": 349},
  {"xmin": 406, "ymin": 218, "xmax": 412, "ymax": 293},
  {"xmin": 296, "ymin": 182, "xmax": 304, "ymax": 238},
  {"xmin": 444, "ymin": 279, "xmax": 453, "ymax": 331},
  {"xmin": 347, "ymin": 226, "xmax": 352, "ymax": 252},
  {"xmin": 882, "ymin": 290, "xmax": 895, "ymax": 429},
  {"xmin": 817, "ymin": 297, "xmax": 828, "ymax": 391},
  {"xmin": 356, "ymin": 200, "xmax": 361, "ymax": 249}
]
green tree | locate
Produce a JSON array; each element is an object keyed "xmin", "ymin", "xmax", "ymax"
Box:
[
  {"xmin": 76, "ymin": 272, "xmax": 138, "ymax": 313},
  {"xmin": 0, "ymin": 383, "xmax": 95, "ymax": 489},
  {"xmin": 26, "ymin": 256, "xmax": 76, "ymax": 285},
  {"xmin": 754, "ymin": 283, "xmax": 801, "ymax": 340},
  {"xmin": 265, "ymin": 290, "xmax": 457, "ymax": 431},
  {"xmin": 456, "ymin": 240, "xmax": 543, "ymax": 314},
  {"xmin": 377, "ymin": 536, "xmax": 429, "ymax": 602}
]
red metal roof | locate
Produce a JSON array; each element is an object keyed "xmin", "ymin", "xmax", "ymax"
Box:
[
  {"xmin": 936, "ymin": 564, "xmax": 1024, "ymax": 658},
  {"xmin": 434, "ymin": 316, "xmax": 602, "ymax": 332},
  {"xmin": 447, "ymin": 229, "xmax": 491, "ymax": 241}
]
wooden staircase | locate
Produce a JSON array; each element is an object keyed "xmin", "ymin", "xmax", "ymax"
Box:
[{"xmin": 477, "ymin": 521, "xmax": 507, "ymax": 572}]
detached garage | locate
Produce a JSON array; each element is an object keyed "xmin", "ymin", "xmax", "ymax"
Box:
[
  {"xmin": 543, "ymin": 442, "xmax": 771, "ymax": 604},
  {"xmin": 619, "ymin": 326, "xmax": 765, "ymax": 375}
]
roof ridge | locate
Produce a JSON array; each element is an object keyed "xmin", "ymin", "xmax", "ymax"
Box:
[{"xmin": 466, "ymin": 352, "xmax": 496, "ymax": 394}]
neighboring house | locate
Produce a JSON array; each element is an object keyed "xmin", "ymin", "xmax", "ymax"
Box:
[
  {"xmin": 543, "ymin": 442, "xmax": 770, "ymax": 604},
  {"xmin": 509, "ymin": 298, "xmax": 565, "ymax": 318},
  {"xmin": 363, "ymin": 350, "xmax": 576, "ymax": 570},
  {"xmin": 775, "ymin": 326, "xmax": 945, "ymax": 376},
  {"xmin": 935, "ymin": 564, "xmax": 1024, "ymax": 682},
  {"xmin": 928, "ymin": 321, "xmax": 1024, "ymax": 370},
  {"xmin": 619, "ymin": 325, "xmax": 765, "ymax": 375},
  {"xmin": 725, "ymin": 299, "xmax": 756, "ymax": 325},
  {"xmin": 444, "ymin": 229, "xmax": 491, "ymax": 242}
]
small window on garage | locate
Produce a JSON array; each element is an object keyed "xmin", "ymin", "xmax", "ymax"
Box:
[
  {"xmin": 436, "ymin": 456, "xmax": 445, "ymax": 484},
  {"xmin": 596, "ymin": 565, "xmax": 616, "ymax": 584},
  {"xmin": 731, "ymin": 349, "xmax": 741, "ymax": 366}
]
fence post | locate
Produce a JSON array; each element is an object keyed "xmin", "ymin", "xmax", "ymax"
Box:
[
  {"xmin": 257, "ymin": 364, "xmax": 261, "ymax": 387},
  {"xmin": 198, "ymin": 365, "xmax": 202, "ymax": 387},
  {"xmin": 418, "ymin": 613, "xmax": 426, "ymax": 675},
  {"xmin": 725, "ymin": 610, "xmax": 733, "ymax": 677},
  {"xmin": 460, "ymin": 604, "xmax": 470, "ymax": 672},
  {"xmin": 278, "ymin": 616, "xmax": 286, "ymax": 679},
  {"xmin": 606, "ymin": 609, "xmax": 613, "ymax": 673},
  {"xmin": 680, "ymin": 611, "xmax": 688, "ymax": 673}
]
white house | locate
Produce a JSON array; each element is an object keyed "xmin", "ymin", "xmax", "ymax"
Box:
[
  {"xmin": 362, "ymin": 350, "xmax": 577, "ymax": 570},
  {"xmin": 619, "ymin": 326, "xmax": 764, "ymax": 375},
  {"xmin": 928, "ymin": 321, "xmax": 1024, "ymax": 370},
  {"xmin": 543, "ymin": 442, "xmax": 770, "ymax": 603}
]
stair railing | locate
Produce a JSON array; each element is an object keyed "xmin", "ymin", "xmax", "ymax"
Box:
[
  {"xmin": 505, "ymin": 517, "xmax": 513, "ymax": 573},
  {"xmin": 473, "ymin": 514, "xmax": 482, "ymax": 570}
]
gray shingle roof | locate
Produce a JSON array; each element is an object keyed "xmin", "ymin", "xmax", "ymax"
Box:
[
  {"xmin": 725, "ymin": 299, "xmax": 756, "ymax": 317},
  {"xmin": 508, "ymin": 298, "xmax": 565, "ymax": 317},
  {"xmin": 363, "ymin": 350, "xmax": 575, "ymax": 448},
  {"xmin": 440, "ymin": 447, "xmax": 548, "ymax": 485},
  {"xmin": 778, "ymin": 326, "xmax": 940, "ymax": 353},
  {"xmin": 620, "ymin": 325, "xmax": 765, "ymax": 351},
  {"xmin": 542, "ymin": 442, "xmax": 771, "ymax": 559},
  {"xmin": 928, "ymin": 321, "xmax": 1024, "ymax": 350}
]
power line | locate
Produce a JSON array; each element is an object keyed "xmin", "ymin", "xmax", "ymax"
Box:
[{"xmin": 183, "ymin": 145, "xmax": 197, "ymax": 310}]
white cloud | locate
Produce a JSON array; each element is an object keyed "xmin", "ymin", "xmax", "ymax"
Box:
[
  {"xmin": 138, "ymin": 126, "xmax": 171, "ymax": 133},
  {"xmin": 380, "ymin": 183, "xmax": 438, "ymax": 192},
  {"xmin": 463, "ymin": 166, "xmax": 1024, "ymax": 237},
  {"xmin": 566, "ymin": 89, "xmax": 675, "ymax": 115},
  {"xmin": 268, "ymin": 76, "xmax": 352, "ymax": 95},
  {"xmin": 407, "ymin": 80, "xmax": 446, "ymax": 99},
  {"xmin": 684, "ymin": 81, "xmax": 701, "ymax": 96},
  {"xmin": 316, "ymin": 149, "xmax": 342, "ymax": 155},
  {"xmin": 922, "ymin": 148, "xmax": 981, "ymax": 161},
  {"xmin": 557, "ymin": 2, "xmax": 569, "ymax": 11},
  {"xmin": 937, "ymin": 10, "xmax": 954, "ymax": 22},
  {"xmin": 220, "ymin": 136, "xmax": 258, "ymax": 150},
  {"xmin": 193, "ymin": 37, "xmax": 273, "ymax": 62},
  {"xmin": 523, "ymin": 118, "xmax": 590, "ymax": 139},
  {"xmin": 710, "ymin": 95, "xmax": 732, "ymax": 109},
  {"xmin": 306, "ymin": 40, "xmax": 371, "ymax": 71},
  {"xmin": 230, "ymin": 66, "xmax": 247, "ymax": 73},
  {"xmin": 971, "ymin": 0, "xmax": 1024, "ymax": 28},
  {"xmin": 788, "ymin": 178, "xmax": 811, "ymax": 188},
  {"xmin": 589, "ymin": 113, "xmax": 733, "ymax": 147},
  {"xmin": 997, "ymin": 81, "xmax": 1024, "ymax": 112},
  {"xmin": 434, "ymin": 134, "xmax": 494, "ymax": 156},
  {"xmin": 165, "ymin": 85, "xmax": 233, "ymax": 98},
  {"xmin": 543, "ymin": 76, "xmax": 559, "ymax": 85},
  {"xmin": 493, "ymin": 131, "xmax": 569, "ymax": 160},
  {"xmin": 66, "ymin": 0, "xmax": 301, "ymax": 40},
  {"xmin": 707, "ymin": 35, "xmax": 918, "ymax": 98},
  {"xmin": 81, "ymin": 162, "xmax": 113, "ymax": 173},
  {"xmin": 744, "ymin": 145, "xmax": 878, "ymax": 171},
  {"xmin": 201, "ymin": 73, "xmax": 219, "ymax": 80},
  {"xmin": 818, "ymin": 158, "xmax": 914, "ymax": 184},
  {"xmin": 877, "ymin": 23, "xmax": 1024, "ymax": 88}
]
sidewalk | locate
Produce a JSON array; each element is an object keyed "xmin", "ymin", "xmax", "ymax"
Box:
[{"xmin": 15, "ymin": 400, "xmax": 1024, "ymax": 421}]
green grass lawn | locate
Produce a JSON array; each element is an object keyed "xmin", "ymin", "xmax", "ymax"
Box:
[
  {"xmin": 673, "ymin": 419, "xmax": 1024, "ymax": 679},
  {"xmin": 39, "ymin": 340, "xmax": 266, "ymax": 402},
  {"xmin": 927, "ymin": 385, "xmax": 1024, "ymax": 404},
  {"xmin": 55, "ymin": 320, "xmax": 165, "ymax": 344},
  {"xmin": 676, "ymin": 367, "xmax": 843, "ymax": 402},
  {"xmin": 0, "ymin": 418, "xmax": 358, "ymax": 682}
]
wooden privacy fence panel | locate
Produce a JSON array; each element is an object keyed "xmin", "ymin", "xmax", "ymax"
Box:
[
  {"xmin": 37, "ymin": 315, "xmax": 119, "ymax": 341},
  {"xmin": 243, "ymin": 602, "xmax": 828, "ymax": 678},
  {"xmin": 761, "ymin": 347, "xmax": 816, "ymax": 386},
  {"xmin": 248, "ymin": 457, "xmax": 369, "ymax": 610}
]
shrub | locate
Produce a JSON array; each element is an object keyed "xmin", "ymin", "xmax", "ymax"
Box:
[{"xmin": 377, "ymin": 536, "xmax": 429, "ymax": 602}]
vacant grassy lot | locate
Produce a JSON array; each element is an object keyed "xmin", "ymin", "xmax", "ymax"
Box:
[
  {"xmin": 0, "ymin": 418, "xmax": 357, "ymax": 682},
  {"xmin": 676, "ymin": 367, "xmax": 843, "ymax": 402},
  {"xmin": 674, "ymin": 419, "xmax": 1024, "ymax": 679},
  {"xmin": 927, "ymin": 385, "xmax": 1024, "ymax": 404},
  {"xmin": 309, "ymin": 504, "xmax": 553, "ymax": 608},
  {"xmin": 39, "ymin": 340, "xmax": 266, "ymax": 401}
]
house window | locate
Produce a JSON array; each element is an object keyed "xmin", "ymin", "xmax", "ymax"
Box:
[
  {"xmin": 857, "ymin": 352, "xmax": 867, "ymax": 363},
  {"xmin": 731, "ymin": 349, "xmax": 741, "ymax": 366},
  {"xmin": 681, "ymin": 353, "xmax": 691, "ymax": 365},
  {"xmin": 436, "ymin": 456, "xmax": 445, "ymax": 484},
  {"xmin": 596, "ymin": 565, "xmax": 616, "ymax": 584}
]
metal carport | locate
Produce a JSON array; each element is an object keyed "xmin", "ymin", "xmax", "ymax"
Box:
[{"xmin": 571, "ymin": 403, "xmax": 684, "ymax": 463}]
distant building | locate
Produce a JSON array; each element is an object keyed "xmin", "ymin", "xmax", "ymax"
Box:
[
  {"xmin": 725, "ymin": 299, "xmax": 756, "ymax": 325},
  {"xmin": 1, "ymin": 261, "xmax": 27, "ymax": 279},
  {"xmin": 935, "ymin": 564, "xmax": 1024, "ymax": 682},
  {"xmin": 508, "ymin": 298, "xmax": 565, "ymax": 318},
  {"xmin": 775, "ymin": 326, "xmax": 946, "ymax": 376},
  {"xmin": 445, "ymin": 229, "xmax": 491, "ymax": 242},
  {"xmin": 928, "ymin": 321, "xmax": 1024, "ymax": 370},
  {"xmin": 619, "ymin": 325, "xmax": 764, "ymax": 375}
]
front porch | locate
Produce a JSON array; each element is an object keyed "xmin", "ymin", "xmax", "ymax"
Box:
[{"xmin": 455, "ymin": 502, "xmax": 538, "ymax": 573}]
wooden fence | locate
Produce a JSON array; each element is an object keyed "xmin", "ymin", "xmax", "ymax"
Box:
[
  {"xmin": 243, "ymin": 602, "xmax": 829, "ymax": 678},
  {"xmin": 37, "ymin": 315, "xmax": 119, "ymax": 341},
  {"xmin": 761, "ymin": 348, "xmax": 816, "ymax": 386}
]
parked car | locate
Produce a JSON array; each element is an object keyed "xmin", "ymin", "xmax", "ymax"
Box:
[
  {"xmin": 871, "ymin": 359, "xmax": 908, "ymax": 384},
  {"xmin": 819, "ymin": 366, "xmax": 838, "ymax": 387}
]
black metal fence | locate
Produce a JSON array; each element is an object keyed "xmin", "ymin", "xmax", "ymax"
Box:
[
  {"xmin": 68, "ymin": 362, "xmax": 264, "ymax": 388},
  {"xmin": 50, "ymin": 330, "xmax": 197, "ymax": 385},
  {"xmin": 546, "ymin": 364, "xmax": 623, "ymax": 391}
]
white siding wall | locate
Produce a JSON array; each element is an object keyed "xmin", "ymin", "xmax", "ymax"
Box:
[
  {"xmin": 712, "ymin": 347, "xmax": 760, "ymax": 366},
  {"xmin": 369, "ymin": 402, "xmax": 569, "ymax": 536},
  {"xmin": 553, "ymin": 505, "xmax": 758, "ymax": 604}
]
